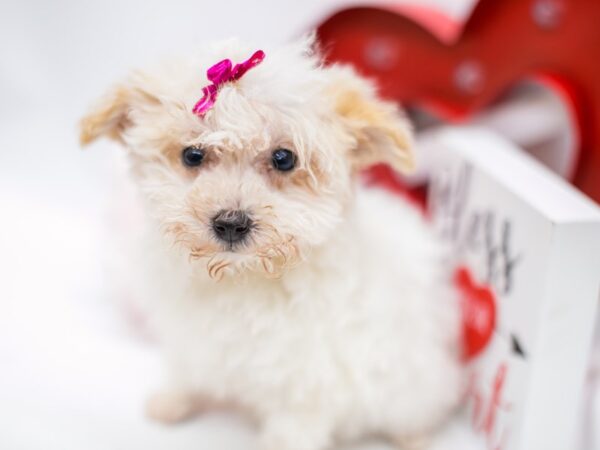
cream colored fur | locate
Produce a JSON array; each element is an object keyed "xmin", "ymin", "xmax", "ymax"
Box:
[{"xmin": 81, "ymin": 36, "xmax": 463, "ymax": 450}]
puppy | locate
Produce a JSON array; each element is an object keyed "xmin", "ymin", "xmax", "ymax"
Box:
[{"xmin": 80, "ymin": 37, "xmax": 463, "ymax": 450}]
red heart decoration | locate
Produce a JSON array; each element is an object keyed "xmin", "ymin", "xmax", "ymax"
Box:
[
  {"xmin": 317, "ymin": 0, "xmax": 600, "ymax": 203},
  {"xmin": 454, "ymin": 266, "xmax": 497, "ymax": 360}
]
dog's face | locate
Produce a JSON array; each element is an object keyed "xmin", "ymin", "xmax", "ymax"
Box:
[{"xmin": 80, "ymin": 38, "xmax": 413, "ymax": 278}]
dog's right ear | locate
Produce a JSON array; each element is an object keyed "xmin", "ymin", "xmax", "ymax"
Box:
[
  {"xmin": 324, "ymin": 65, "xmax": 414, "ymax": 174},
  {"xmin": 79, "ymin": 78, "xmax": 159, "ymax": 146}
]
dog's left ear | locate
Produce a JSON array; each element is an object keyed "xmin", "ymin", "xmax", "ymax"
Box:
[
  {"xmin": 326, "ymin": 65, "xmax": 414, "ymax": 173},
  {"xmin": 79, "ymin": 75, "xmax": 161, "ymax": 146}
]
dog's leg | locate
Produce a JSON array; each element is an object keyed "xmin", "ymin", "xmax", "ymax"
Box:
[
  {"xmin": 257, "ymin": 413, "xmax": 333, "ymax": 450},
  {"xmin": 391, "ymin": 434, "xmax": 431, "ymax": 450},
  {"xmin": 145, "ymin": 388, "xmax": 206, "ymax": 424}
]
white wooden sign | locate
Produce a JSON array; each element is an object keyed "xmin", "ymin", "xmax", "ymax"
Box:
[{"xmin": 428, "ymin": 127, "xmax": 600, "ymax": 450}]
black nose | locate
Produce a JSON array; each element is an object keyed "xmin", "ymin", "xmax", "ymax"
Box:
[{"xmin": 211, "ymin": 210, "xmax": 252, "ymax": 244}]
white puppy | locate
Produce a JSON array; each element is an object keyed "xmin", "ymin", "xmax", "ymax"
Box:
[{"xmin": 80, "ymin": 37, "xmax": 463, "ymax": 450}]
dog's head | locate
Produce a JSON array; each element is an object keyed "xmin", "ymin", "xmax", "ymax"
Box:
[{"xmin": 80, "ymin": 37, "xmax": 413, "ymax": 279}]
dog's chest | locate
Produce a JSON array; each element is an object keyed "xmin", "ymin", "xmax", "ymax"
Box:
[{"xmin": 156, "ymin": 268, "xmax": 368, "ymax": 396}]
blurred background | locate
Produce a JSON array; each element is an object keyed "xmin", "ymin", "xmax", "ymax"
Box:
[{"xmin": 0, "ymin": 1, "xmax": 597, "ymax": 449}]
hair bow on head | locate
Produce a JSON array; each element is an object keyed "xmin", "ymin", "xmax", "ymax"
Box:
[{"xmin": 192, "ymin": 49, "xmax": 266, "ymax": 116}]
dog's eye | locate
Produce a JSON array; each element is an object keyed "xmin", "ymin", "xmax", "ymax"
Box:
[
  {"xmin": 182, "ymin": 146, "xmax": 205, "ymax": 167},
  {"xmin": 271, "ymin": 148, "xmax": 296, "ymax": 172}
]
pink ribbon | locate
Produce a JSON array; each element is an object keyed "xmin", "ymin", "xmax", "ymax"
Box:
[{"xmin": 192, "ymin": 49, "xmax": 266, "ymax": 116}]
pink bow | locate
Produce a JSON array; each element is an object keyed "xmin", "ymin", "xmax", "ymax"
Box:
[{"xmin": 192, "ymin": 49, "xmax": 266, "ymax": 116}]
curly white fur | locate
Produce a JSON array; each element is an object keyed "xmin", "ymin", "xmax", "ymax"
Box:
[{"xmin": 81, "ymin": 36, "xmax": 463, "ymax": 450}]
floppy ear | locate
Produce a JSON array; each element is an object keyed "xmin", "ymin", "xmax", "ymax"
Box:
[
  {"xmin": 79, "ymin": 77, "xmax": 160, "ymax": 146},
  {"xmin": 327, "ymin": 65, "xmax": 414, "ymax": 173}
]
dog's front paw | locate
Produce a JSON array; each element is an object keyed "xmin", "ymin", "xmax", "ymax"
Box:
[
  {"xmin": 392, "ymin": 434, "xmax": 432, "ymax": 450},
  {"xmin": 145, "ymin": 390, "xmax": 200, "ymax": 424},
  {"xmin": 258, "ymin": 414, "xmax": 331, "ymax": 450}
]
